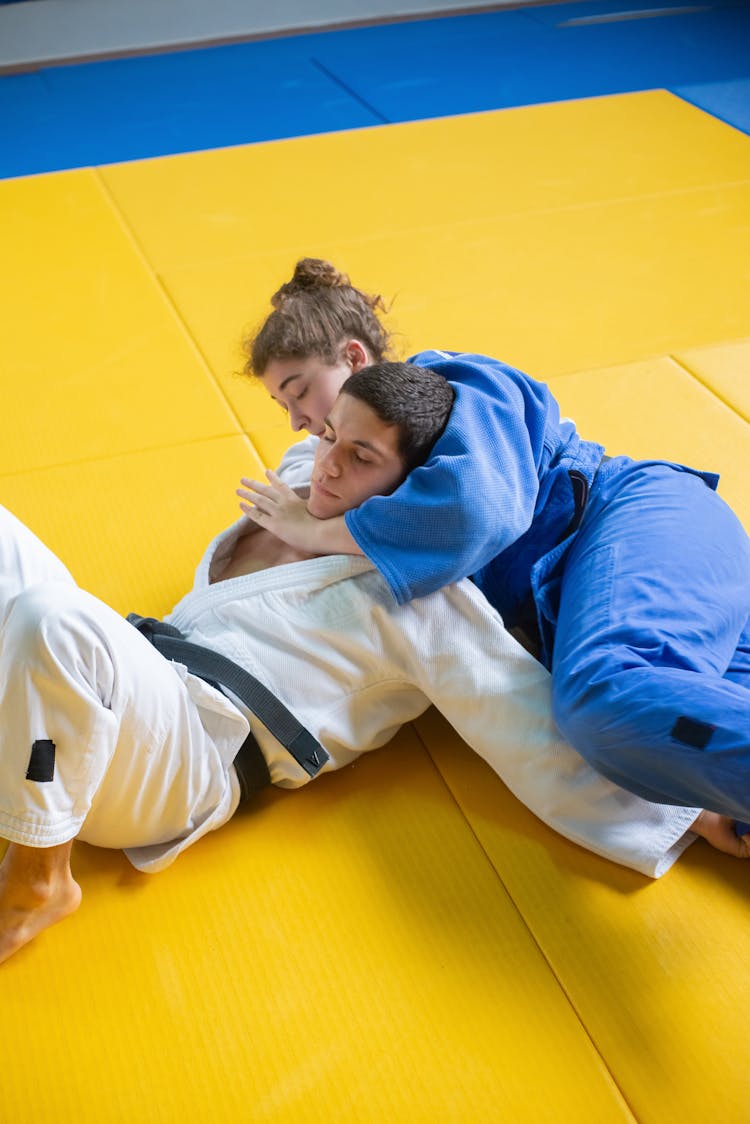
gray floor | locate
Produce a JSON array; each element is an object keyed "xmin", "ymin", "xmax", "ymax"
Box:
[{"xmin": 0, "ymin": 0, "xmax": 531, "ymax": 70}]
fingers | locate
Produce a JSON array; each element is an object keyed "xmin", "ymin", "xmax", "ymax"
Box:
[
  {"xmin": 264, "ymin": 469, "xmax": 297, "ymax": 496},
  {"xmin": 237, "ymin": 477, "xmax": 278, "ymax": 518},
  {"xmin": 237, "ymin": 473, "xmax": 299, "ymax": 525},
  {"xmin": 239, "ymin": 476, "xmax": 273, "ymax": 499},
  {"xmin": 237, "ymin": 486, "xmax": 263, "ymax": 507},
  {"xmin": 238, "ymin": 495, "xmax": 273, "ymax": 521}
]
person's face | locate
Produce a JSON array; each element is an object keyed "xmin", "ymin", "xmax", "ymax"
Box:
[
  {"xmin": 261, "ymin": 341, "xmax": 370, "ymax": 436},
  {"xmin": 307, "ymin": 394, "xmax": 406, "ymax": 519}
]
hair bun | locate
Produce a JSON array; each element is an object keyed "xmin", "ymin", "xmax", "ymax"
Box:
[{"xmin": 271, "ymin": 258, "xmax": 350, "ymax": 307}]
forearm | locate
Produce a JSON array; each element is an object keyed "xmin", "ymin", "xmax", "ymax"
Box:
[{"xmin": 306, "ymin": 515, "xmax": 363, "ymax": 556}]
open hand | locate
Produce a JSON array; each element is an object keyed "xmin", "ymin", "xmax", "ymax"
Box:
[{"xmin": 237, "ymin": 471, "xmax": 322, "ymax": 551}]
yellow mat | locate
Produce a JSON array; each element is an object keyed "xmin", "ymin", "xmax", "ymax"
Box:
[{"xmin": 1, "ymin": 90, "xmax": 748, "ymax": 1121}]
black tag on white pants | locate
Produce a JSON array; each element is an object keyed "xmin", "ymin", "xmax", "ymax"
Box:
[{"xmin": 26, "ymin": 739, "xmax": 56, "ymax": 782}]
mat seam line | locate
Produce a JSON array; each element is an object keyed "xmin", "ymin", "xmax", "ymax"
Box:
[
  {"xmin": 670, "ymin": 354, "xmax": 750, "ymax": 426},
  {"xmin": 411, "ymin": 719, "xmax": 640, "ymax": 1122},
  {"xmin": 542, "ymin": 336, "xmax": 750, "ymax": 383},
  {"xmin": 93, "ymin": 168, "xmax": 252, "ymax": 437},
  {"xmin": 0, "ymin": 431, "xmax": 260, "ymax": 482},
  {"xmin": 132, "ymin": 173, "xmax": 750, "ymax": 277},
  {"xmin": 309, "ymin": 56, "xmax": 391, "ymax": 124}
]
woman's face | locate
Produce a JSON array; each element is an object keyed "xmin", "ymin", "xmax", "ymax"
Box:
[{"xmin": 261, "ymin": 343, "xmax": 369, "ymax": 436}]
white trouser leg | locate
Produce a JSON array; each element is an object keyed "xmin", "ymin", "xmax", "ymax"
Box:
[
  {"xmin": 0, "ymin": 582, "xmax": 246, "ymax": 866},
  {"xmin": 0, "ymin": 504, "xmax": 75, "ymax": 618}
]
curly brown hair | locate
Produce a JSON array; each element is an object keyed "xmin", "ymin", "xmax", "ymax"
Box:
[{"xmin": 245, "ymin": 259, "xmax": 391, "ymax": 376}]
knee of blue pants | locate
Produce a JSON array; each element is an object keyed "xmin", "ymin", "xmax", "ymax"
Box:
[
  {"xmin": 551, "ymin": 657, "xmax": 750, "ymax": 817},
  {"xmin": 550, "ymin": 667, "xmax": 684, "ymax": 807},
  {"xmin": 552, "ymin": 663, "xmax": 613, "ymax": 773},
  {"xmin": 551, "ymin": 650, "xmax": 692, "ymax": 800}
]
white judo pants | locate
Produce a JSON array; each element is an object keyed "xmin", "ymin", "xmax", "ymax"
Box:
[{"xmin": 0, "ymin": 506, "xmax": 248, "ymax": 872}]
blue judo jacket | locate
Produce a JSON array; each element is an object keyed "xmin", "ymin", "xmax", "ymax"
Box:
[{"xmin": 344, "ymin": 350, "xmax": 605, "ymax": 663}]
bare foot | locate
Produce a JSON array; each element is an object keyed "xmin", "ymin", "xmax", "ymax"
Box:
[
  {"xmin": 692, "ymin": 811, "xmax": 750, "ymax": 859},
  {"xmin": 0, "ymin": 841, "xmax": 81, "ymax": 964}
]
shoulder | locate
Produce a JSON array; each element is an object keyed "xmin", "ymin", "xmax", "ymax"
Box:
[{"xmin": 409, "ymin": 350, "xmax": 536, "ymax": 393}]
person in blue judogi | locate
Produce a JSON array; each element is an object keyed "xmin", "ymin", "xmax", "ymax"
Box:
[{"xmin": 242, "ymin": 258, "xmax": 750, "ymax": 827}]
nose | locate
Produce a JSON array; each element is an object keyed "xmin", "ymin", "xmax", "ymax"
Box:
[
  {"xmin": 288, "ymin": 402, "xmax": 309, "ymax": 432},
  {"xmin": 318, "ymin": 442, "xmax": 342, "ymax": 477}
]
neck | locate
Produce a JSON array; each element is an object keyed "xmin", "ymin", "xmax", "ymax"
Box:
[{"xmin": 212, "ymin": 523, "xmax": 318, "ymax": 583}]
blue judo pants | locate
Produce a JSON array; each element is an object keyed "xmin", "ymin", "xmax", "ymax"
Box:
[{"xmin": 551, "ymin": 458, "xmax": 750, "ymax": 822}]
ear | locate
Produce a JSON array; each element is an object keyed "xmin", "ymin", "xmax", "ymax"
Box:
[{"xmin": 344, "ymin": 339, "xmax": 370, "ymax": 372}]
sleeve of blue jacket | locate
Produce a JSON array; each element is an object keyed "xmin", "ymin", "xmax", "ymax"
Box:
[{"xmin": 344, "ymin": 351, "xmax": 559, "ymax": 604}]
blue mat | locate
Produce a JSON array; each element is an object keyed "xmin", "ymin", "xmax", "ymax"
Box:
[
  {"xmin": 0, "ymin": 37, "xmax": 380, "ymax": 178},
  {"xmin": 676, "ymin": 76, "xmax": 750, "ymax": 136},
  {"xmin": 314, "ymin": 3, "xmax": 750, "ymax": 123},
  {"xmin": 1, "ymin": 0, "xmax": 749, "ymax": 179}
]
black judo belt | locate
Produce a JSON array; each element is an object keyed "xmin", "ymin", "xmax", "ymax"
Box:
[
  {"xmin": 565, "ymin": 455, "xmax": 611, "ymax": 538},
  {"xmin": 127, "ymin": 614, "xmax": 329, "ymax": 802},
  {"xmin": 513, "ymin": 455, "xmax": 612, "ymax": 659}
]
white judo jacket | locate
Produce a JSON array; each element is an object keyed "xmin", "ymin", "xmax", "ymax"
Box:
[{"xmin": 163, "ymin": 514, "xmax": 699, "ymax": 879}]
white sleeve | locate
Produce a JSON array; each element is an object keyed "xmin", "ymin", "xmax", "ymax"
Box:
[
  {"xmin": 275, "ymin": 435, "xmax": 319, "ymax": 487},
  {"xmin": 403, "ymin": 581, "xmax": 699, "ymax": 878}
]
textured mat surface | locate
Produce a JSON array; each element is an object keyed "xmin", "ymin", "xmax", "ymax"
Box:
[
  {"xmin": 1, "ymin": 75, "xmax": 749, "ymax": 1124},
  {"xmin": 2, "ymin": 0, "xmax": 749, "ymax": 177}
]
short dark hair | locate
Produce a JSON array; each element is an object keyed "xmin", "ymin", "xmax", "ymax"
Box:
[{"xmin": 339, "ymin": 361, "xmax": 454, "ymax": 474}]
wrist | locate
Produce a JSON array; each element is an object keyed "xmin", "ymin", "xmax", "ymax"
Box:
[
  {"xmin": 307, "ymin": 514, "xmax": 330, "ymax": 551},
  {"xmin": 307, "ymin": 514, "xmax": 355, "ymax": 555}
]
